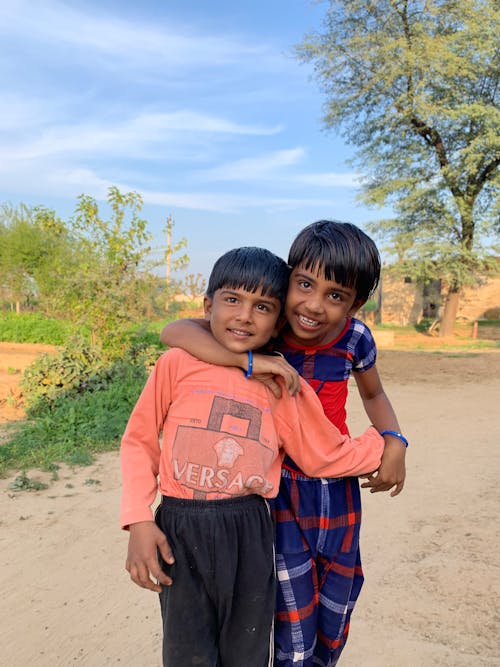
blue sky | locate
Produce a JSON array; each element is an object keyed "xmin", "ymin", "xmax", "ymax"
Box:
[{"xmin": 1, "ymin": 0, "xmax": 386, "ymax": 280}]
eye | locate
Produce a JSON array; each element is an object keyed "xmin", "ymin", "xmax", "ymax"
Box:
[
  {"xmin": 224, "ymin": 296, "xmax": 238, "ymax": 304},
  {"xmin": 298, "ymin": 280, "xmax": 311, "ymax": 290},
  {"xmin": 328, "ymin": 292, "xmax": 342, "ymax": 302},
  {"xmin": 256, "ymin": 303, "xmax": 271, "ymax": 312}
]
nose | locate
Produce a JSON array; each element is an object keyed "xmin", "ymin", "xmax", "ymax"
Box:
[
  {"xmin": 235, "ymin": 303, "xmax": 253, "ymax": 323},
  {"xmin": 305, "ymin": 295, "xmax": 324, "ymax": 315}
]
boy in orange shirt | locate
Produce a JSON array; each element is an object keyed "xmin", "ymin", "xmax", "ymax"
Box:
[
  {"xmin": 121, "ymin": 246, "xmax": 387, "ymax": 667},
  {"xmin": 161, "ymin": 222, "xmax": 407, "ymax": 666}
]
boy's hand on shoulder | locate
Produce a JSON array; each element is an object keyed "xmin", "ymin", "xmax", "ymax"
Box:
[
  {"xmin": 126, "ymin": 521, "xmax": 175, "ymax": 593},
  {"xmin": 360, "ymin": 437, "xmax": 406, "ymax": 497},
  {"xmin": 253, "ymin": 372, "xmax": 285, "ymax": 398},
  {"xmin": 252, "ymin": 353, "xmax": 301, "ymax": 397}
]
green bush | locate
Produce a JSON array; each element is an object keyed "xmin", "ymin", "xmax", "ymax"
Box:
[
  {"xmin": 21, "ymin": 337, "xmax": 161, "ymax": 414},
  {"xmin": 0, "ymin": 334, "xmax": 163, "ymax": 475},
  {"xmin": 0, "ymin": 313, "xmax": 82, "ymax": 345},
  {"xmin": 0, "ymin": 315, "xmax": 170, "ymax": 475},
  {"xmin": 0, "ymin": 366, "xmax": 147, "ymax": 473},
  {"xmin": 20, "ymin": 338, "xmax": 107, "ymax": 413},
  {"xmin": 0, "ymin": 340, "xmax": 161, "ymax": 475}
]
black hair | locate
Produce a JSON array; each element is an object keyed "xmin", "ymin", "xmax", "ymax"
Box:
[
  {"xmin": 206, "ymin": 247, "xmax": 290, "ymax": 306},
  {"xmin": 288, "ymin": 220, "xmax": 381, "ymax": 302}
]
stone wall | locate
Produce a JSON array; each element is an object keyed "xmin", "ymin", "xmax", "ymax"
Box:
[
  {"xmin": 379, "ymin": 269, "xmax": 500, "ymax": 324},
  {"xmin": 378, "ymin": 272, "xmax": 423, "ymax": 325},
  {"xmin": 456, "ymin": 276, "xmax": 500, "ymax": 321}
]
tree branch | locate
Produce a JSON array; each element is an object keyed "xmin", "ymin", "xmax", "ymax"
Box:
[
  {"xmin": 472, "ymin": 155, "xmax": 500, "ymax": 193},
  {"xmin": 409, "ymin": 114, "xmax": 465, "ymax": 203}
]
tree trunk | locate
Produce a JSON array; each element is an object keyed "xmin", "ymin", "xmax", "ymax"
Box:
[{"xmin": 440, "ymin": 289, "xmax": 460, "ymax": 337}]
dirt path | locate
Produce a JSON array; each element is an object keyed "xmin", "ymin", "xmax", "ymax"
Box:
[{"xmin": 1, "ymin": 342, "xmax": 500, "ymax": 666}]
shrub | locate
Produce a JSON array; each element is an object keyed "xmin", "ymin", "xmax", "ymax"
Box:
[
  {"xmin": 0, "ymin": 367, "xmax": 147, "ymax": 473},
  {"xmin": 20, "ymin": 337, "xmax": 107, "ymax": 413},
  {"xmin": 0, "ymin": 339, "xmax": 161, "ymax": 475},
  {"xmin": 20, "ymin": 336, "xmax": 160, "ymax": 415},
  {"xmin": 0, "ymin": 313, "xmax": 83, "ymax": 345}
]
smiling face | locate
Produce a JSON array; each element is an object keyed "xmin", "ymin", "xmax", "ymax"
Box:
[
  {"xmin": 204, "ymin": 285, "xmax": 282, "ymax": 353},
  {"xmin": 284, "ymin": 265, "xmax": 363, "ymax": 347}
]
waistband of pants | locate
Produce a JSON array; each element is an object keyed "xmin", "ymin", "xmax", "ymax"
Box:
[{"xmin": 160, "ymin": 493, "xmax": 267, "ymax": 514}]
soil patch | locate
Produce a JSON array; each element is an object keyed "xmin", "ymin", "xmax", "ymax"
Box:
[
  {"xmin": 0, "ymin": 342, "xmax": 58, "ymax": 423},
  {"xmin": 377, "ymin": 349, "xmax": 497, "ymax": 386},
  {"xmin": 0, "ymin": 342, "xmax": 499, "ymax": 666}
]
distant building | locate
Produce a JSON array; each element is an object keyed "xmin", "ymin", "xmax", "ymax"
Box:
[{"xmin": 376, "ymin": 267, "xmax": 500, "ymax": 325}]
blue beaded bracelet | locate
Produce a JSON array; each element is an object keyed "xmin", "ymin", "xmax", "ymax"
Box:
[
  {"xmin": 380, "ymin": 430, "xmax": 409, "ymax": 448},
  {"xmin": 245, "ymin": 350, "xmax": 253, "ymax": 378}
]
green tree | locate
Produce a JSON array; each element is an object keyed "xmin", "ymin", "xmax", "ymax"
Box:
[
  {"xmin": 298, "ymin": 0, "xmax": 500, "ymax": 335},
  {"xmin": 60, "ymin": 186, "xmax": 157, "ymax": 346},
  {"xmin": 0, "ymin": 204, "xmax": 35, "ymax": 311},
  {"xmin": 0, "ymin": 190, "xmax": 193, "ymax": 343},
  {"xmin": 0, "ymin": 204, "xmax": 65, "ymax": 313},
  {"xmin": 30, "ymin": 207, "xmax": 81, "ymax": 316}
]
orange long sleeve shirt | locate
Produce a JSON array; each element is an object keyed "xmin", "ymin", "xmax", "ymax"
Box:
[{"xmin": 120, "ymin": 349, "xmax": 383, "ymax": 528}]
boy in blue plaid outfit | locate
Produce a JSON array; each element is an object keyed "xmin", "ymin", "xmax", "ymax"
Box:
[{"xmin": 161, "ymin": 221, "xmax": 407, "ymax": 666}]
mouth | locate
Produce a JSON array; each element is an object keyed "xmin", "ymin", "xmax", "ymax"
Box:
[
  {"xmin": 228, "ymin": 328, "xmax": 252, "ymax": 338},
  {"xmin": 296, "ymin": 314, "xmax": 321, "ymax": 330}
]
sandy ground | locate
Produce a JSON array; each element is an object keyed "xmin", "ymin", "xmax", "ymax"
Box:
[
  {"xmin": 0, "ymin": 342, "xmax": 59, "ymax": 425},
  {"xmin": 1, "ymin": 344, "xmax": 500, "ymax": 666}
]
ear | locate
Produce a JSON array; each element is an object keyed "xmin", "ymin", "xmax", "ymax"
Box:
[
  {"xmin": 349, "ymin": 299, "xmax": 365, "ymax": 317},
  {"xmin": 203, "ymin": 296, "xmax": 213, "ymax": 320}
]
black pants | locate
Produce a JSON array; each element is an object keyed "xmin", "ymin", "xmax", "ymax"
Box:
[{"xmin": 155, "ymin": 495, "xmax": 275, "ymax": 667}]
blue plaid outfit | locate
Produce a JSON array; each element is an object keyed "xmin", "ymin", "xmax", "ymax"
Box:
[{"xmin": 272, "ymin": 318, "xmax": 377, "ymax": 667}]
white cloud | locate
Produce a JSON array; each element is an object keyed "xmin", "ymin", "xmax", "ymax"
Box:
[
  {"xmin": 0, "ymin": 107, "xmax": 282, "ymax": 163},
  {"xmin": 200, "ymin": 148, "xmax": 306, "ymax": 181},
  {"xmin": 140, "ymin": 188, "xmax": 337, "ymax": 214},
  {"xmin": 131, "ymin": 112, "xmax": 282, "ymax": 136},
  {"xmin": 0, "ymin": 1, "xmax": 360, "ymax": 237},
  {"xmin": 0, "ymin": 152, "xmax": 338, "ymax": 215},
  {"xmin": 196, "ymin": 149, "xmax": 359, "ymax": 188},
  {"xmin": 1, "ymin": 0, "xmax": 280, "ymax": 72},
  {"xmin": 0, "ymin": 95, "xmax": 53, "ymax": 131}
]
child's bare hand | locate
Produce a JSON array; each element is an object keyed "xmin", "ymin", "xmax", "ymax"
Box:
[
  {"xmin": 252, "ymin": 353, "xmax": 301, "ymax": 397},
  {"xmin": 360, "ymin": 439, "xmax": 406, "ymax": 496},
  {"xmin": 253, "ymin": 373, "xmax": 284, "ymax": 398},
  {"xmin": 126, "ymin": 521, "xmax": 175, "ymax": 592}
]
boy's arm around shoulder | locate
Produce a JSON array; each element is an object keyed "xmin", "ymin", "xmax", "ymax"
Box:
[
  {"xmin": 274, "ymin": 378, "xmax": 384, "ymax": 478},
  {"xmin": 354, "ymin": 364, "xmax": 406, "ymax": 496},
  {"xmin": 161, "ymin": 317, "xmax": 248, "ymax": 369},
  {"xmin": 160, "ymin": 317, "xmax": 301, "ymax": 396}
]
